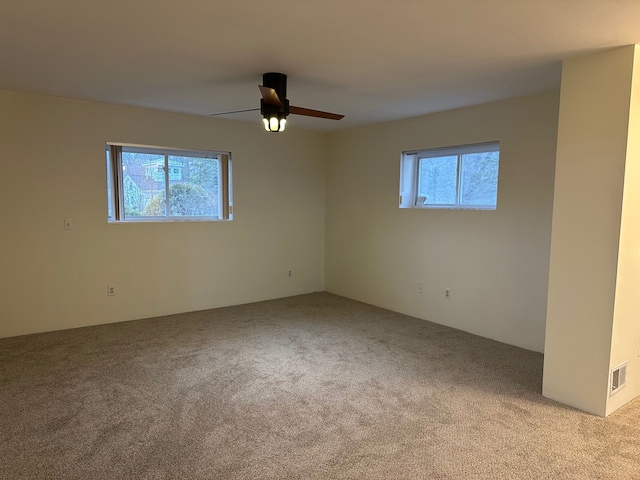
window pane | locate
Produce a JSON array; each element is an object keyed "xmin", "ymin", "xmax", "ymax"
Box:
[
  {"xmin": 417, "ymin": 155, "xmax": 458, "ymax": 205},
  {"xmin": 167, "ymin": 156, "xmax": 219, "ymax": 218},
  {"xmin": 107, "ymin": 144, "xmax": 230, "ymax": 222},
  {"xmin": 106, "ymin": 149, "xmax": 112, "ymax": 220},
  {"xmin": 459, "ymin": 151, "xmax": 499, "ymax": 207},
  {"xmin": 121, "ymin": 151, "xmax": 166, "ymax": 218}
]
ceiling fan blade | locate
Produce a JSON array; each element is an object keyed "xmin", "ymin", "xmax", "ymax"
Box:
[
  {"xmin": 259, "ymin": 85, "xmax": 283, "ymax": 106},
  {"xmin": 289, "ymin": 105, "xmax": 344, "ymax": 120},
  {"xmin": 209, "ymin": 108, "xmax": 260, "ymax": 116}
]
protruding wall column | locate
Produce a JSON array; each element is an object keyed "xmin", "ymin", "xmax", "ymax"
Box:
[{"xmin": 543, "ymin": 45, "xmax": 640, "ymax": 416}]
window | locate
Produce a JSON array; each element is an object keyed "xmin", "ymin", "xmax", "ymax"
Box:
[
  {"xmin": 399, "ymin": 142, "xmax": 500, "ymax": 210},
  {"xmin": 106, "ymin": 143, "xmax": 232, "ymax": 222}
]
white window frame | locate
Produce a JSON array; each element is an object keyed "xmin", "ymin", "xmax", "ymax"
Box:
[
  {"xmin": 399, "ymin": 141, "xmax": 500, "ymax": 210},
  {"xmin": 107, "ymin": 143, "xmax": 233, "ymax": 222}
]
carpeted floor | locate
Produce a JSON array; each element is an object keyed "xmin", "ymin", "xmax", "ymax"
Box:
[{"xmin": 0, "ymin": 292, "xmax": 638, "ymax": 479}]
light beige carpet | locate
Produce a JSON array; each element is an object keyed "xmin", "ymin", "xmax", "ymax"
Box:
[{"xmin": 1, "ymin": 292, "xmax": 638, "ymax": 479}]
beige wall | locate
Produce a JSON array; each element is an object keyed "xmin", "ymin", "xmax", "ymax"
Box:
[
  {"xmin": 0, "ymin": 89, "xmax": 560, "ymax": 352},
  {"xmin": 325, "ymin": 92, "xmax": 559, "ymax": 352},
  {"xmin": 0, "ymin": 90, "xmax": 327, "ymax": 338},
  {"xmin": 543, "ymin": 46, "xmax": 637, "ymax": 416},
  {"xmin": 608, "ymin": 45, "xmax": 640, "ymax": 415}
]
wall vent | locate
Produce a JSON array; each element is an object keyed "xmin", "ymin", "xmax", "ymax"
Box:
[{"xmin": 610, "ymin": 362, "xmax": 627, "ymax": 396}]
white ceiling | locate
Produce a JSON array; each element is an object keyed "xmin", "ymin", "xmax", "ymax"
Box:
[{"xmin": 1, "ymin": 0, "xmax": 640, "ymax": 131}]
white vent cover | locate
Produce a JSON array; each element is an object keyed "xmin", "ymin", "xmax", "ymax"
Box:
[{"xmin": 610, "ymin": 361, "xmax": 627, "ymax": 396}]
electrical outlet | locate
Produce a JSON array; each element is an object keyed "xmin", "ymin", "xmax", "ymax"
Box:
[
  {"xmin": 417, "ymin": 282, "xmax": 423, "ymax": 294},
  {"xmin": 64, "ymin": 218, "xmax": 72, "ymax": 230},
  {"xmin": 445, "ymin": 288, "xmax": 451, "ymax": 300},
  {"xmin": 288, "ymin": 270, "xmax": 292, "ymax": 278},
  {"xmin": 107, "ymin": 285, "xmax": 116, "ymax": 296}
]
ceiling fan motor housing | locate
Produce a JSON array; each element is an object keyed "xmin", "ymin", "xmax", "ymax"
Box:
[
  {"xmin": 261, "ymin": 72, "xmax": 289, "ymax": 118},
  {"xmin": 260, "ymin": 99, "xmax": 289, "ymax": 118},
  {"xmin": 263, "ymin": 72, "xmax": 287, "ymax": 99}
]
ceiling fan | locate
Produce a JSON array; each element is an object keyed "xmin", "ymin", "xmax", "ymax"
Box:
[{"xmin": 210, "ymin": 72, "xmax": 344, "ymax": 132}]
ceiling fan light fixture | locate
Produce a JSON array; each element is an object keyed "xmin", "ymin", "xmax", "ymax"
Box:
[
  {"xmin": 263, "ymin": 112, "xmax": 287, "ymax": 132},
  {"xmin": 260, "ymin": 93, "xmax": 288, "ymax": 132}
]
